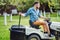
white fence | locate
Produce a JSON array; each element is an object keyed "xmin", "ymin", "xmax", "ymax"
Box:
[{"xmin": 3, "ymin": 9, "xmax": 17, "ymax": 25}]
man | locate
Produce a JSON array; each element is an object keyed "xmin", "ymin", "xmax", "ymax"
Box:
[{"xmin": 19, "ymin": 2, "xmax": 51, "ymax": 36}]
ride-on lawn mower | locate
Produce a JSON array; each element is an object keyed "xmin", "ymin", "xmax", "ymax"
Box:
[{"xmin": 9, "ymin": 15, "xmax": 60, "ymax": 40}]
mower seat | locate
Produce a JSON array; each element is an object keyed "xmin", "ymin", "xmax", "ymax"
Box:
[{"xmin": 29, "ymin": 20, "xmax": 40, "ymax": 29}]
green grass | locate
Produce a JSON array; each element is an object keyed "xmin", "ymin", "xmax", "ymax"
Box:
[
  {"xmin": 0, "ymin": 13, "xmax": 60, "ymax": 40},
  {"xmin": 0, "ymin": 15, "xmax": 30, "ymax": 40}
]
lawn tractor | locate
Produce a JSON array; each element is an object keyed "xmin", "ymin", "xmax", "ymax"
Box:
[
  {"xmin": 9, "ymin": 15, "xmax": 60, "ymax": 40},
  {"xmin": 50, "ymin": 22, "xmax": 60, "ymax": 40}
]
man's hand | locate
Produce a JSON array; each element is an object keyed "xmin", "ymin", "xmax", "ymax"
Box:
[
  {"xmin": 44, "ymin": 17, "xmax": 50, "ymax": 22},
  {"xmin": 45, "ymin": 17, "xmax": 50, "ymax": 20},
  {"xmin": 40, "ymin": 15, "xmax": 50, "ymax": 20},
  {"xmin": 19, "ymin": 12, "xmax": 25, "ymax": 16},
  {"xmin": 40, "ymin": 15, "xmax": 50, "ymax": 21},
  {"xmin": 19, "ymin": 12, "xmax": 22, "ymax": 15}
]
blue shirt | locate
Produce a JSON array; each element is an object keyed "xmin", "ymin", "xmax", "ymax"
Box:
[{"xmin": 25, "ymin": 7, "xmax": 40, "ymax": 22}]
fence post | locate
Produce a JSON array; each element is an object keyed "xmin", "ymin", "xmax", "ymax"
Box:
[
  {"xmin": 10, "ymin": 14, "xmax": 12, "ymax": 21},
  {"xmin": 57, "ymin": 10, "xmax": 60, "ymax": 19},
  {"xmin": 40, "ymin": 10, "xmax": 43, "ymax": 15},
  {"xmin": 49, "ymin": 12, "xmax": 50, "ymax": 18},
  {"xmin": 44, "ymin": 10, "xmax": 46, "ymax": 17},
  {"xmin": 3, "ymin": 12, "xmax": 7, "ymax": 25}
]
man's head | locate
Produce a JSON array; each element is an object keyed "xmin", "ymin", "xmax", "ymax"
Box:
[{"xmin": 33, "ymin": 2, "xmax": 40, "ymax": 9}]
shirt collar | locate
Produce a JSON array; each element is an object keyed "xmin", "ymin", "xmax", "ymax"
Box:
[{"xmin": 32, "ymin": 7, "xmax": 38, "ymax": 11}]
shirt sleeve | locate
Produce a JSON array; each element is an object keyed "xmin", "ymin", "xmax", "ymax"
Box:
[{"xmin": 25, "ymin": 9, "xmax": 31, "ymax": 17}]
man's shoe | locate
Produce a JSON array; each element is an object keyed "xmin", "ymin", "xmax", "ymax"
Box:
[{"xmin": 44, "ymin": 32, "xmax": 48, "ymax": 34}]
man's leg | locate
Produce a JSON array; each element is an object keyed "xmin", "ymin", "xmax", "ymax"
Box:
[{"xmin": 33, "ymin": 20, "xmax": 50, "ymax": 35}]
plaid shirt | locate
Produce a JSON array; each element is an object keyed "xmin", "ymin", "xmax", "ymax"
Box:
[{"xmin": 25, "ymin": 7, "xmax": 40, "ymax": 22}]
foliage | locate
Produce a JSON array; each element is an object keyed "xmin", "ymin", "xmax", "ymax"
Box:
[
  {"xmin": 0, "ymin": 0, "xmax": 60, "ymax": 12},
  {"xmin": 48, "ymin": 0, "xmax": 60, "ymax": 9},
  {"xmin": 40, "ymin": 0, "xmax": 60, "ymax": 10},
  {"xmin": 17, "ymin": 0, "xmax": 35, "ymax": 12}
]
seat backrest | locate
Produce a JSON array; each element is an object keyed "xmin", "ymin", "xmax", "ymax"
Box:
[{"xmin": 29, "ymin": 20, "xmax": 40, "ymax": 29}]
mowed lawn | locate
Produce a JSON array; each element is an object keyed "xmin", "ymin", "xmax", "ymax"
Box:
[{"xmin": 0, "ymin": 13, "xmax": 60, "ymax": 40}]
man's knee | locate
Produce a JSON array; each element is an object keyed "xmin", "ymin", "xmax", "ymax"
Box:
[{"xmin": 43, "ymin": 22, "xmax": 48, "ymax": 25}]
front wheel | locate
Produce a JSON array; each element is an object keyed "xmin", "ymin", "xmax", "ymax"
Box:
[{"xmin": 27, "ymin": 35, "xmax": 41, "ymax": 40}]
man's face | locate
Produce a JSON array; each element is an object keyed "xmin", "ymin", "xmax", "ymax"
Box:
[{"xmin": 35, "ymin": 3, "xmax": 40, "ymax": 9}]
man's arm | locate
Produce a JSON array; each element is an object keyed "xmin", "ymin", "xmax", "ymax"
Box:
[
  {"xmin": 40, "ymin": 15, "xmax": 46, "ymax": 19},
  {"xmin": 38, "ymin": 11, "xmax": 49, "ymax": 20},
  {"xmin": 19, "ymin": 8, "xmax": 31, "ymax": 17},
  {"xmin": 38, "ymin": 11, "xmax": 47, "ymax": 19},
  {"xmin": 40, "ymin": 15, "xmax": 49, "ymax": 20}
]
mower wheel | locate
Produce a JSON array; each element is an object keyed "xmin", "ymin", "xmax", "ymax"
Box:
[{"xmin": 28, "ymin": 35, "xmax": 41, "ymax": 40}]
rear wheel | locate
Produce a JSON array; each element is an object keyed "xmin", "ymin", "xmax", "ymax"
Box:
[{"xmin": 28, "ymin": 35, "xmax": 41, "ymax": 40}]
